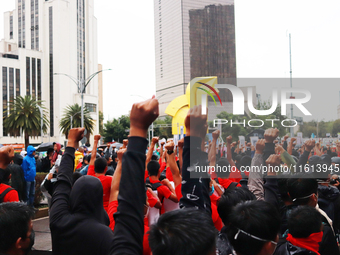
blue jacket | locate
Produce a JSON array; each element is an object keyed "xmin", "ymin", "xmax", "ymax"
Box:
[{"xmin": 22, "ymin": 145, "xmax": 37, "ymax": 182}]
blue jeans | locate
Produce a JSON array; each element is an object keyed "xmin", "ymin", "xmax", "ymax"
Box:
[{"xmin": 26, "ymin": 180, "xmax": 36, "ymax": 207}]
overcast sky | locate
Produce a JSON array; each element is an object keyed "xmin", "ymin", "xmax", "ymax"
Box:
[{"xmin": 0, "ymin": 0, "xmax": 339, "ymax": 122}]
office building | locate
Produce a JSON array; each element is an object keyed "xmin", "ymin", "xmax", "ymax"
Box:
[
  {"xmin": 0, "ymin": 0, "xmax": 99, "ymax": 145},
  {"xmin": 154, "ymin": 0, "xmax": 236, "ymax": 116}
]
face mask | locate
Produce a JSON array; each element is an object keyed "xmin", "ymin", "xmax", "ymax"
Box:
[{"xmin": 209, "ymin": 185, "xmax": 215, "ymax": 196}]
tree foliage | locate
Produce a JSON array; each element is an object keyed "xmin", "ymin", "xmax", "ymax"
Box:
[
  {"xmin": 152, "ymin": 116, "xmax": 173, "ymax": 139},
  {"xmin": 59, "ymin": 104, "xmax": 94, "ymax": 139},
  {"xmin": 99, "ymin": 111, "xmax": 104, "ymax": 135},
  {"xmin": 3, "ymin": 96, "xmax": 49, "ymax": 149},
  {"xmin": 103, "ymin": 115, "xmax": 130, "ymax": 143}
]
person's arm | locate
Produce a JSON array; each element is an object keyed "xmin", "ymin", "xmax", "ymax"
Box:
[
  {"xmin": 263, "ymin": 128, "xmax": 279, "ymax": 162},
  {"xmin": 159, "ymin": 142, "xmax": 164, "ymax": 163},
  {"xmin": 111, "ymin": 97, "xmax": 158, "ymax": 255},
  {"xmin": 226, "ymin": 136, "xmax": 237, "ymax": 168},
  {"xmin": 50, "ymin": 128, "xmax": 84, "ymax": 226},
  {"xmin": 146, "ymin": 137, "xmax": 158, "ymax": 168},
  {"xmin": 247, "ymin": 139, "xmax": 265, "ymax": 200},
  {"xmin": 179, "ymin": 106, "xmax": 211, "ymax": 215},
  {"xmin": 147, "ymin": 188, "xmax": 162, "ymax": 209},
  {"xmin": 264, "ymin": 154, "xmax": 282, "ymax": 211},
  {"xmin": 165, "ymin": 141, "xmax": 182, "ymax": 188},
  {"xmin": 88, "ymin": 134, "xmax": 100, "ymax": 172},
  {"xmin": 178, "ymin": 138, "xmax": 184, "ymax": 172},
  {"xmin": 109, "ymin": 148, "xmax": 125, "ymax": 203},
  {"xmin": 287, "ymin": 137, "xmax": 296, "ymax": 155},
  {"xmin": 161, "ymin": 178, "xmax": 179, "ymax": 203},
  {"xmin": 296, "ymin": 140, "xmax": 315, "ymax": 170}
]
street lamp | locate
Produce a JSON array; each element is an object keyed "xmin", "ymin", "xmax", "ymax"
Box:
[
  {"xmin": 54, "ymin": 69, "xmax": 111, "ymax": 128},
  {"xmin": 70, "ymin": 111, "xmax": 81, "ymax": 129},
  {"xmin": 37, "ymin": 105, "xmax": 43, "ymax": 143}
]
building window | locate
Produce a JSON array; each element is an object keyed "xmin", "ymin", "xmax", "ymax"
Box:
[
  {"xmin": 26, "ymin": 57, "xmax": 30, "ymax": 95},
  {"xmin": 49, "ymin": 6, "xmax": 54, "ymax": 136},
  {"xmin": 16, "ymin": 69, "xmax": 20, "ymax": 96},
  {"xmin": 22, "ymin": 0, "xmax": 25, "ymax": 48},
  {"xmin": 9, "ymin": 68, "xmax": 14, "ymax": 114},
  {"xmin": 31, "ymin": 58, "xmax": 36, "ymax": 99},
  {"xmin": 10, "ymin": 15, "xmax": 13, "ymax": 39},
  {"xmin": 31, "ymin": 0, "xmax": 34, "ymax": 49},
  {"xmin": 35, "ymin": 0, "xmax": 39, "ymax": 50},
  {"xmin": 85, "ymin": 103, "xmax": 97, "ymax": 113},
  {"xmin": 18, "ymin": 0, "xmax": 22, "ymax": 47},
  {"xmin": 3, "ymin": 67, "xmax": 8, "ymax": 136},
  {"xmin": 37, "ymin": 59, "xmax": 41, "ymax": 100}
]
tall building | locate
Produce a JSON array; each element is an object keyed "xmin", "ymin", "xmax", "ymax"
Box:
[
  {"xmin": 338, "ymin": 91, "xmax": 340, "ymax": 119},
  {"xmin": 0, "ymin": 0, "xmax": 99, "ymax": 145},
  {"xmin": 154, "ymin": 0, "xmax": 236, "ymax": 116}
]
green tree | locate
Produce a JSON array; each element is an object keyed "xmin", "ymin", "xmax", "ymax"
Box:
[
  {"xmin": 3, "ymin": 95, "xmax": 49, "ymax": 149},
  {"xmin": 153, "ymin": 116, "xmax": 173, "ymax": 138},
  {"xmin": 103, "ymin": 115, "xmax": 130, "ymax": 143},
  {"xmin": 332, "ymin": 119, "xmax": 340, "ymax": 137},
  {"xmin": 59, "ymin": 104, "xmax": 94, "ymax": 139},
  {"xmin": 99, "ymin": 111, "xmax": 104, "ymax": 135}
]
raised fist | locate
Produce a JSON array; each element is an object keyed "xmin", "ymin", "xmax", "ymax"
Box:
[
  {"xmin": 0, "ymin": 146, "xmax": 14, "ymax": 169},
  {"xmin": 304, "ymin": 140, "xmax": 315, "ymax": 152},
  {"xmin": 165, "ymin": 141, "xmax": 175, "ymax": 151},
  {"xmin": 255, "ymin": 139, "xmax": 266, "ymax": 154},
  {"xmin": 184, "ymin": 106, "xmax": 207, "ymax": 137},
  {"xmin": 130, "ymin": 96, "xmax": 159, "ymax": 138},
  {"xmin": 212, "ymin": 130, "xmax": 220, "ymax": 140},
  {"xmin": 122, "ymin": 139, "xmax": 128, "ymax": 149},
  {"xmin": 178, "ymin": 138, "xmax": 184, "ymax": 149},
  {"xmin": 68, "ymin": 128, "xmax": 85, "ymax": 148},
  {"xmin": 117, "ymin": 148, "xmax": 127, "ymax": 161},
  {"xmin": 226, "ymin": 136, "xmax": 233, "ymax": 144},
  {"xmin": 152, "ymin": 137, "xmax": 159, "ymax": 144},
  {"xmin": 266, "ymin": 154, "xmax": 281, "ymax": 167},
  {"xmin": 264, "ymin": 128, "xmax": 279, "ymax": 143},
  {"xmin": 94, "ymin": 134, "xmax": 101, "ymax": 141}
]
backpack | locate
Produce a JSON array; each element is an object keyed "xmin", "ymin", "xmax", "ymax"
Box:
[
  {"xmin": 145, "ymin": 177, "xmax": 162, "ymax": 191},
  {"xmin": 0, "ymin": 187, "xmax": 14, "ymax": 203}
]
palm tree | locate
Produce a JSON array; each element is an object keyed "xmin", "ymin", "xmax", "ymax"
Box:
[
  {"xmin": 3, "ymin": 95, "xmax": 49, "ymax": 149},
  {"xmin": 59, "ymin": 104, "xmax": 94, "ymax": 141}
]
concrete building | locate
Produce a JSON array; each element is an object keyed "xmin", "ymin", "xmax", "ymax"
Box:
[
  {"xmin": 154, "ymin": 0, "xmax": 236, "ymax": 116},
  {"xmin": 338, "ymin": 91, "xmax": 340, "ymax": 119},
  {"xmin": 0, "ymin": 0, "xmax": 99, "ymax": 146}
]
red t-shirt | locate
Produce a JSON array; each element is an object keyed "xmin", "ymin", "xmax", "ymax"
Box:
[
  {"xmin": 146, "ymin": 189, "xmax": 158, "ymax": 208},
  {"xmin": 175, "ymin": 183, "xmax": 182, "ymax": 200},
  {"xmin": 217, "ymin": 178, "xmax": 241, "ymax": 190},
  {"xmin": 0, "ymin": 184, "xmax": 19, "ymax": 202},
  {"xmin": 108, "ymin": 201, "xmax": 151, "ymax": 255},
  {"xmin": 210, "ymin": 193, "xmax": 223, "ymax": 231},
  {"xmin": 165, "ymin": 166, "xmax": 173, "ymax": 182},
  {"xmin": 87, "ymin": 165, "xmax": 112, "ymax": 213},
  {"xmin": 149, "ymin": 178, "xmax": 172, "ymax": 214}
]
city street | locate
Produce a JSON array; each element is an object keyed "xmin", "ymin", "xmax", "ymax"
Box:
[{"xmin": 33, "ymin": 216, "xmax": 52, "ymax": 252}]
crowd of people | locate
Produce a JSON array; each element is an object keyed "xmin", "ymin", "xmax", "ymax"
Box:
[{"xmin": 1, "ymin": 96, "xmax": 340, "ymax": 255}]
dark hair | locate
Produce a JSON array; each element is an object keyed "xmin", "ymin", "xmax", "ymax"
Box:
[
  {"xmin": 151, "ymin": 154, "xmax": 159, "ymax": 161},
  {"xmin": 287, "ymin": 176, "xmax": 318, "ymax": 205},
  {"xmin": 0, "ymin": 202, "xmax": 34, "ymax": 252},
  {"xmin": 94, "ymin": 157, "xmax": 108, "ymax": 174},
  {"xmin": 147, "ymin": 161, "xmax": 160, "ymax": 177},
  {"xmin": 226, "ymin": 200, "xmax": 280, "ymax": 255},
  {"xmin": 216, "ymin": 158, "xmax": 231, "ymax": 178},
  {"xmin": 217, "ymin": 187, "xmax": 256, "ymax": 225},
  {"xmin": 288, "ymin": 206, "xmax": 322, "ymax": 238},
  {"xmin": 0, "ymin": 168, "xmax": 11, "ymax": 184},
  {"xmin": 111, "ymin": 153, "xmax": 117, "ymax": 161},
  {"xmin": 13, "ymin": 154, "xmax": 23, "ymax": 165},
  {"xmin": 240, "ymin": 155, "xmax": 252, "ymax": 168},
  {"xmin": 149, "ymin": 208, "xmax": 216, "ymax": 255},
  {"xmin": 72, "ymin": 172, "xmax": 83, "ymax": 185}
]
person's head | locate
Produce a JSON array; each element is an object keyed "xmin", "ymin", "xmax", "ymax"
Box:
[
  {"xmin": 13, "ymin": 154, "xmax": 23, "ymax": 165},
  {"xmin": 94, "ymin": 157, "xmax": 108, "ymax": 174},
  {"xmin": 216, "ymin": 158, "xmax": 231, "ymax": 178},
  {"xmin": 26, "ymin": 146, "xmax": 36, "ymax": 158},
  {"xmin": 53, "ymin": 142, "xmax": 61, "ymax": 152},
  {"xmin": 78, "ymin": 147, "xmax": 84, "ymax": 153},
  {"xmin": 217, "ymin": 187, "xmax": 256, "ymax": 225},
  {"xmin": 287, "ymin": 176, "xmax": 318, "ymax": 207},
  {"xmin": 226, "ymin": 200, "xmax": 280, "ymax": 255},
  {"xmin": 47, "ymin": 148, "xmax": 54, "ymax": 159},
  {"xmin": 147, "ymin": 161, "xmax": 160, "ymax": 177},
  {"xmin": 240, "ymin": 155, "xmax": 252, "ymax": 168},
  {"xmin": 72, "ymin": 172, "xmax": 83, "ymax": 185},
  {"xmin": 111, "ymin": 153, "xmax": 117, "ymax": 163},
  {"xmin": 105, "ymin": 155, "xmax": 113, "ymax": 165},
  {"xmin": 149, "ymin": 208, "xmax": 216, "ymax": 255},
  {"xmin": 0, "ymin": 202, "xmax": 35, "ymax": 255},
  {"xmin": 0, "ymin": 168, "xmax": 11, "ymax": 184},
  {"xmin": 288, "ymin": 206, "xmax": 322, "ymax": 238}
]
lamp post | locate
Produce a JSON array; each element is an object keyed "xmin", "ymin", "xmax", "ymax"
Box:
[
  {"xmin": 54, "ymin": 69, "xmax": 111, "ymax": 128},
  {"xmin": 70, "ymin": 111, "xmax": 81, "ymax": 129},
  {"xmin": 37, "ymin": 105, "xmax": 43, "ymax": 143}
]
